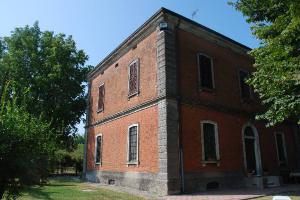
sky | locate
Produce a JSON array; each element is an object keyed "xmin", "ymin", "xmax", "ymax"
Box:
[{"xmin": 0, "ymin": 0, "xmax": 260, "ymax": 135}]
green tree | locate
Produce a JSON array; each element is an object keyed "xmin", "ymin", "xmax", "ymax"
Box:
[
  {"xmin": 230, "ymin": 0, "xmax": 300, "ymax": 126},
  {"xmin": 52, "ymin": 134, "xmax": 84, "ymax": 176},
  {"xmin": 71, "ymin": 134, "xmax": 84, "ymax": 175},
  {"xmin": 0, "ymin": 84, "xmax": 56, "ymax": 199},
  {"xmin": 0, "ymin": 22, "xmax": 91, "ymax": 146}
]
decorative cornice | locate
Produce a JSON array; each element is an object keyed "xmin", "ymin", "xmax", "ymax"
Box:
[
  {"xmin": 86, "ymin": 96, "xmax": 166, "ymax": 128},
  {"xmin": 86, "ymin": 95, "xmax": 262, "ymax": 129},
  {"xmin": 87, "ymin": 7, "xmax": 253, "ymax": 81},
  {"xmin": 181, "ymin": 97, "xmax": 259, "ymax": 118},
  {"xmin": 87, "ymin": 9, "xmax": 165, "ymax": 80}
]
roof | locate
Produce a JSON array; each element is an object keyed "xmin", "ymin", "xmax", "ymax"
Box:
[{"xmin": 88, "ymin": 7, "xmax": 252, "ymax": 79}]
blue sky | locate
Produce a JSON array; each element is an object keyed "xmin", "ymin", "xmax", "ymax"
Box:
[{"xmin": 0, "ymin": 0, "xmax": 260, "ymax": 134}]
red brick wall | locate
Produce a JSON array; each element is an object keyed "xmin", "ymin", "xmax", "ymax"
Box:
[
  {"xmin": 181, "ymin": 105, "xmax": 297, "ymax": 174},
  {"xmin": 181, "ymin": 105, "xmax": 245, "ymax": 172},
  {"xmin": 87, "ymin": 105, "xmax": 159, "ymax": 173},
  {"xmin": 177, "ymin": 29, "xmax": 261, "ymax": 113},
  {"xmin": 178, "ymin": 29, "xmax": 297, "ymax": 174},
  {"xmin": 87, "ymin": 30, "xmax": 159, "ymax": 173},
  {"xmin": 89, "ymin": 30, "xmax": 157, "ymax": 125}
]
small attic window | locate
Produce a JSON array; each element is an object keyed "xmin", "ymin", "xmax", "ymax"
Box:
[{"xmin": 115, "ymin": 63, "xmax": 119, "ymax": 68}]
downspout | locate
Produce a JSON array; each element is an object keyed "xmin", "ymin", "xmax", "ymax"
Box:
[
  {"xmin": 82, "ymin": 81, "xmax": 91, "ymax": 180},
  {"xmin": 174, "ymin": 18, "xmax": 184, "ymax": 193}
]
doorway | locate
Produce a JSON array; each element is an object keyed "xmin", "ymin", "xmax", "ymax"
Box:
[{"xmin": 242, "ymin": 124, "xmax": 262, "ymax": 176}]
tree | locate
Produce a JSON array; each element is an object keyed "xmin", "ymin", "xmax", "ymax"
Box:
[
  {"xmin": 230, "ymin": 0, "xmax": 300, "ymax": 126},
  {"xmin": 0, "ymin": 83, "xmax": 56, "ymax": 199},
  {"xmin": 71, "ymin": 135, "xmax": 84, "ymax": 175},
  {"xmin": 0, "ymin": 22, "xmax": 91, "ymax": 146},
  {"xmin": 52, "ymin": 134, "xmax": 84, "ymax": 176}
]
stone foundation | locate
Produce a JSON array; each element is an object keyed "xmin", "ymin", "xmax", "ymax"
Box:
[
  {"xmin": 184, "ymin": 171, "xmax": 246, "ymax": 193},
  {"xmin": 85, "ymin": 170, "xmax": 169, "ymax": 196},
  {"xmin": 183, "ymin": 172, "xmax": 282, "ymax": 193}
]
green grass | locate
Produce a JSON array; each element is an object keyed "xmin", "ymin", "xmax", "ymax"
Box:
[
  {"xmin": 252, "ymin": 191, "xmax": 300, "ymax": 200},
  {"xmin": 19, "ymin": 178, "xmax": 145, "ymax": 200}
]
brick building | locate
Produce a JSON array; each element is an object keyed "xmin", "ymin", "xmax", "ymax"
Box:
[{"xmin": 83, "ymin": 8, "xmax": 300, "ymax": 195}]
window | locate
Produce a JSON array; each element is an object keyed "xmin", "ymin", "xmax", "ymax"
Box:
[
  {"xmin": 201, "ymin": 121, "xmax": 220, "ymax": 163},
  {"xmin": 98, "ymin": 84, "xmax": 105, "ymax": 112},
  {"xmin": 127, "ymin": 124, "xmax": 139, "ymax": 164},
  {"xmin": 239, "ymin": 70, "xmax": 252, "ymax": 101},
  {"xmin": 275, "ymin": 132, "xmax": 287, "ymax": 166},
  {"xmin": 128, "ymin": 59, "xmax": 139, "ymax": 97},
  {"xmin": 198, "ymin": 54, "xmax": 214, "ymax": 90},
  {"xmin": 95, "ymin": 134, "xmax": 103, "ymax": 165}
]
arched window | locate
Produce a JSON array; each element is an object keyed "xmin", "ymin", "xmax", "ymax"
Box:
[
  {"xmin": 242, "ymin": 123, "xmax": 262, "ymax": 176},
  {"xmin": 244, "ymin": 126, "xmax": 254, "ymax": 137}
]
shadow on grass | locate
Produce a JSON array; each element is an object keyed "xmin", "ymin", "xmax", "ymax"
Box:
[
  {"xmin": 48, "ymin": 176, "xmax": 80, "ymax": 183},
  {"xmin": 44, "ymin": 183, "xmax": 75, "ymax": 187},
  {"xmin": 22, "ymin": 186, "xmax": 54, "ymax": 200}
]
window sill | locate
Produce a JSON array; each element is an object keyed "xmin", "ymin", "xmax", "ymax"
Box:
[
  {"xmin": 201, "ymin": 160, "xmax": 220, "ymax": 167},
  {"xmin": 128, "ymin": 92, "xmax": 139, "ymax": 100},
  {"xmin": 199, "ymin": 87, "xmax": 215, "ymax": 93},
  {"xmin": 97, "ymin": 109, "xmax": 104, "ymax": 114},
  {"xmin": 126, "ymin": 161, "xmax": 139, "ymax": 166}
]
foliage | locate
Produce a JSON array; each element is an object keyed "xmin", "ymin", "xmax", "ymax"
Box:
[
  {"xmin": 52, "ymin": 134, "xmax": 84, "ymax": 175},
  {"xmin": 0, "ymin": 83, "xmax": 56, "ymax": 199},
  {"xmin": 0, "ymin": 22, "xmax": 91, "ymax": 146},
  {"xmin": 230, "ymin": 0, "xmax": 300, "ymax": 126}
]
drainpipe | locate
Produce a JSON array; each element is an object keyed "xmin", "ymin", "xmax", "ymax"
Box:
[
  {"xmin": 82, "ymin": 81, "xmax": 91, "ymax": 180},
  {"xmin": 174, "ymin": 18, "xmax": 184, "ymax": 193}
]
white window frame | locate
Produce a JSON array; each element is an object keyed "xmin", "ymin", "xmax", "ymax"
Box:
[
  {"xmin": 238, "ymin": 69, "xmax": 253, "ymax": 101},
  {"xmin": 128, "ymin": 59, "xmax": 140, "ymax": 98},
  {"xmin": 197, "ymin": 53, "xmax": 215, "ymax": 90},
  {"xmin": 127, "ymin": 123, "xmax": 139, "ymax": 166},
  {"xmin": 97, "ymin": 83, "xmax": 105, "ymax": 113},
  {"xmin": 241, "ymin": 123, "xmax": 263, "ymax": 176},
  {"xmin": 200, "ymin": 120, "xmax": 220, "ymax": 166},
  {"xmin": 274, "ymin": 132, "xmax": 288, "ymax": 166},
  {"xmin": 95, "ymin": 133, "xmax": 103, "ymax": 166}
]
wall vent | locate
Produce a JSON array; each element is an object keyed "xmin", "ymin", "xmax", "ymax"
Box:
[
  {"xmin": 206, "ymin": 181, "xmax": 219, "ymax": 190},
  {"xmin": 108, "ymin": 179, "xmax": 115, "ymax": 185}
]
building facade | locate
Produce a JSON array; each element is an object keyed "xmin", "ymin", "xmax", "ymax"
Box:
[{"xmin": 83, "ymin": 8, "xmax": 300, "ymax": 195}]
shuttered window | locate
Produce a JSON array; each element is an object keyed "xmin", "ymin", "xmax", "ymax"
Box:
[
  {"xmin": 198, "ymin": 54, "xmax": 214, "ymax": 90},
  {"xmin": 98, "ymin": 84, "xmax": 105, "ymax": 112},
  {"xmin": 201, "ymin": 122, "xmax": 219, "ymax": 161},
  {"xmin": 128, "ymin": 124, "xmax": 138, "ymax": 163},
  {"xmin": 128, "ymin": 60, "xmax": 139, "ymax": 97},
  {"xmin": 95, "ymin": 135, "xmax": 102, "ymax": 164},
  {"xmin": 239, "ymin": 70, "xmax": 251, "ymax": 101}
]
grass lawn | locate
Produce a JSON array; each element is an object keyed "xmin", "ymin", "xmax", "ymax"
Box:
[
  {"xmin": 19, "ymin": 178, "xmax": 145, "ymax": 200},
  {"xmin": 253, "ymin": 191, "xmax": 300, "ymax": 200}
]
